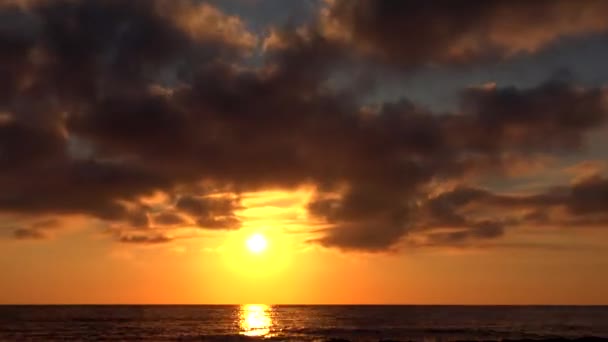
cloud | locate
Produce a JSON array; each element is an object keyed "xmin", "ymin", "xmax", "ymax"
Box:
[
  {"xmin": 305, "ymin": 80, "xmax": 608, "ymax": 251},
  {"xmin": 118, "ymin": 234, "xmax": 173, "ymax": 244},
  {"xmin": 416, "ymin": 176, "xmax": 608, "ymax": 247},
  {"xmin": 153, "ymin": 212, "xmax": 187, "ymax": 226},
  {"xmin": 154, "ymin": 0, "xmax": 257, "ymax": 51},
  {"xmin": 564, "ymin": 160, "xmax": 607, "ymax": 182},
  {"xmin": 321, "ymin": 0, "xmax": 608, "ymax": 67},
  {"xmin": 567, "ymin": 176, "xmax": 608, "ymax": 215},
  {"xmin": 1, "ymin": 0, "xmax": 608, "ymax": 251},
  {"xmin": 10, "ymin": 219, "xmax": 60, "ymax": 240},
  {"xmin": 424, "ymin": 220, "xmax": 505, "ymax": 246},
  {"xmin": 453, "ymin": 81, "xmax": 608, "ymax": 152},
  {"xmin": 175, "ymin": 195, "xmax": 241, "ymax": 229},
  {"xmin": 13, "ymin": 227, "xmax": 46, "ymax": 240}
]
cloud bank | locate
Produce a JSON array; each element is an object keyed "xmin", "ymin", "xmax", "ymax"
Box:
[{"xmin": 1, "ymin": 0, "xmax": 608, "ymax": 251}]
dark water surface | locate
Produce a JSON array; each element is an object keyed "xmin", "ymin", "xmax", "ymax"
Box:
[{"xmin": 1, "ymin": 305, "xmax": 607, "ymax": 341}]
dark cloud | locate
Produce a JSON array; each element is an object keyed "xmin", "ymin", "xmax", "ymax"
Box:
[
  {"xmin": 176, "ymin": 195, "xmax": 241, "ymax": 229},
  {"xmin": 567, "ymin": 176, "xmax": 608, "ymax": 215},
  {"xmin": 118, "ymin": 234, "xmax": 172, "ymax": 244},
  {"xmin": 425, "ymin": 221, "xmax": 505, "ymax": 246},
  {"xmin": 13, "ymin": 227, "xmax": 46, "ymax": 240},
  {"xmin": 322, "ymin": 0, "xmax": 608, "ymax": 67},
  {"xmin": 10, "ymin": 219, "xmax": 59, "ymax": 240},
  {"xmin": 0, "ymin": 0, "xmax": 248, "ymax": 235},
  {"xmin": 454, "ymin": 81, "xmax": 608, "ymax": 152},
  {"xmin": 309, "ymin": 185, "xmax": 416, "ymax": 251},
  {"xmin": 0, "ymin": 0, "xmax": 607, "ymax": 251},
  {"xmin": 153, "ymin": 212, "xmax": 187, "ymax": 226},
  {"xmin": 419, "ymin": 176, "xmax": 608, "ymax": 247},
  {"xmin": 306, "ymin": 80, "xmax": 608, "ymax": 251}
]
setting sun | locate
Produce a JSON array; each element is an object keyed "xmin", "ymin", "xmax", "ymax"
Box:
[
  {"xmin": 3, "ymin": 1, "xmax": 608, "ymax": 340},
  {"xmin": 246, "ymin": 234, "xmax": 268, "ymax": 254}
]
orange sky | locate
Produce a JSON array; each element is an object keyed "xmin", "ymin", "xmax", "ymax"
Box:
[{"xmin": 1, "ymin": 189, "xmax": 607, "ymax": 304}]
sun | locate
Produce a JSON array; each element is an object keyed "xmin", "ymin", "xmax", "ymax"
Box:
[{"xmin": 246, "ymin": 233, "xmax": 268, "ymax": 254}]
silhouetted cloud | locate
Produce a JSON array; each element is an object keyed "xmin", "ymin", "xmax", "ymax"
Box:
[
  {"xmin": 10, "ymin": 219, "xmax": 60, "ymax": 240},
  {"xmin": 321, "ymin": 0, "xmax": 608, "ymax": 67},
  {"xmin": 153, "ymin": 212, "xmax": 187, "ymax": 227},
  {"xmin": 13, "ymin": 227, "xmax": 46, "ymax": 240},
  {"xmin": 118, "ymin": 234, "xmax": 173, "ymax": 244},
  {"xmin": 1, "ymin": 0, "xmax": 607, "ymax": 251},
  {"xmin": 416, "ymin": 176, "xmax": 608, "ymax": 246},
  {"xmin": 454, "ymin": 81, "xmax": 608, "ymax": 152},
  {"xmin": 175, "ymin": 195, "xmax": 241, "ymax": 229}
]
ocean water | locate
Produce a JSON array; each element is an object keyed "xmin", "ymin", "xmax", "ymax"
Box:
[{"xmin": 1, "ymin": 305, "xmax": 607, "ymax": 341}]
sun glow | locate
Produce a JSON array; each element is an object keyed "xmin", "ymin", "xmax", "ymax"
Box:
[
  {"xmin": 246, "ymin": 233, "xmax": 268, "ymax": 254},
  {"xmin": 219, "ymin": 188, "xmax": 314, "ymax": 279}
]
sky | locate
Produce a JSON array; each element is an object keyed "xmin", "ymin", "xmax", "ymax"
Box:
[{"xmin": 1, "ymin": 0, "xmax": 608, "ymax": 304}]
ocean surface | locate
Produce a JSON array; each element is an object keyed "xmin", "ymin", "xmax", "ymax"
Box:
[{"xmin": 1, "ymin": 305, "xmax": 607, "ymax": 341}]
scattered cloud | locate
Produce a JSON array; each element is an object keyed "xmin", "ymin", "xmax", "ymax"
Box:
[
  {"xmin": 320, "ymin": 0, "xmax": 608, "ymax": 67},
  {"xmin": 1, "ymin": 0, "xmax": 608, "ymax": 252}
]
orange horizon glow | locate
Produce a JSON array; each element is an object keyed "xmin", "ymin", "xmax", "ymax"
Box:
[{"xmin": 1, "ymin": 189, "xmax": 607, "ymax": 305}]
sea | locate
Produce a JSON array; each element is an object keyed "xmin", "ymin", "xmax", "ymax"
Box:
[{"xmin": 1, "ymin": 305, "xmax": 607, "ymax": 341}]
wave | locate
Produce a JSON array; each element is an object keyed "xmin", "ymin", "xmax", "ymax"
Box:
[{"xmin": 176, "ymin": 328, "xmax": 608, "ymax": 342}]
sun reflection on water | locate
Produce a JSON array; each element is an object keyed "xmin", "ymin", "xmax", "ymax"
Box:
[{"xmin": 239, "ymin": 304, "xmax": 273, "ymax": 337}]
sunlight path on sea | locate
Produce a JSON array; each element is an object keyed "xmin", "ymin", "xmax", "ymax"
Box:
[{"xmin": 238, "ymin": 304, "xmax": 273, "ymax": 337}]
